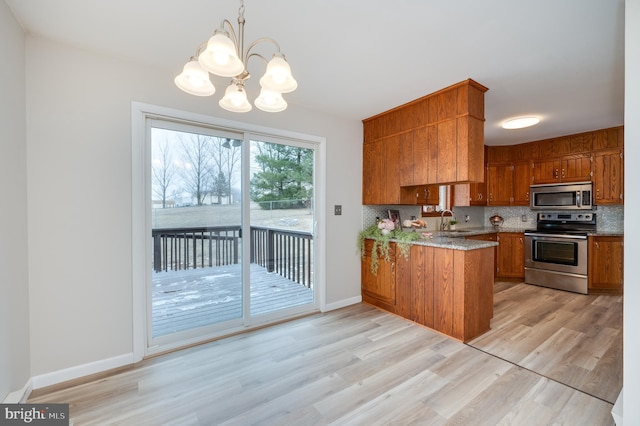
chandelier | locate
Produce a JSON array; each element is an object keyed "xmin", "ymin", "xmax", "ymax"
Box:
[{"xmin": 174, "ymin": 0, "xmax": 297, "ymax": 113}]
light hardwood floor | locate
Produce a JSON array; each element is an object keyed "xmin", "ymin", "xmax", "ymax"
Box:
[{"xmin": 30, "ymin": 283, "xmax": 620, "ymax": 425}]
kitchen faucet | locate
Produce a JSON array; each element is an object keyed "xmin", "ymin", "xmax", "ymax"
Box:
[{"xmin": 440, "ymin": 209, "xmax": 455, "ymax": 231}]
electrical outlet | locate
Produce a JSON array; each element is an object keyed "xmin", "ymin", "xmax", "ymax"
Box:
[
  {"xmin": 334, "ymin": 205, "xmax": 342, "ymax": 215},
  {"xmin": 464, "ymin": 215, "xmax": 470, "ymax": 222},
  {"xmin": 521, "ymin": 215, "xmax": 528, "ymax": 222}
]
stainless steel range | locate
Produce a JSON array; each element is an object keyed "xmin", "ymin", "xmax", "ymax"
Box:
[{"xmin": 524, "ymin": 212, "xmax": 596, "ymax": 294}]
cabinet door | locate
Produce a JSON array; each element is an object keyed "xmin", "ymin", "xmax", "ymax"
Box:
[
  {"xmin": 361, "ymin": 241, "xmax": 396, "ymax": 305},
  {"xmin": 532, "ymin": 158, "xmax": 561, "ymax": 184},
  {"xmin": 412, "ymin": 127, "xmax": 430, "ymax": 185},
  {"xmin": 409, "ymin": 245, "xmax": 434, "ymax": 327},
  {"xmin": 362, "ymin": 139, "xmax": 386, "ymax": 204},
  {"xmin": 487, "ymin": 163, "xmax": 512, "ymax": 206},
  {"xmin": 496, "ymin": 233, "xmax": 525, "ymax": 278},
  {"xmin": 588, "ymin": 237, "xmax": 623, "ymax": 294},
  {"xmin": 433, "ymin": 248, "xmax": 454, "ymax": 335},
  {"xmin": 561, "ymin": 154, "xmax": 591, "ymax": 182},
  {"xmin": 437, "ymin": 119, "xmax": 457, "ymax": 183},
  {"xmin": 398, "ymin": 132, "xmax": 414, "ymax": 187},
  {"xmin": 593, "ymin": 149, "xmax": 624, "ymax": 205},
  {"xmin": 512, "ymin": 161, "xmax": 531, "ymax": 205},
  {"xmin": 385, "ymin": 135, "xmax": 402, "ymax": 204}
]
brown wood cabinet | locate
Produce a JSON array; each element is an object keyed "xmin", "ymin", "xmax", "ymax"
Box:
[
  {"xmin": 401, "ymin": 184, "xmax": 440, "ymax": 205},
  {"xmin": 361, "ymin": 240, "xmax": 397, "ymax": 309},
  {"xmin": 453, "ymin": 179, "xmax": 487, "ymax": 206},
  {"xmin": 466, "ymin": 233, "xmax": 498, "ymax": 290},
  {"xmin": 362, "ymin": 138, "xmax": 386, "ymax": 205},
  {"xmin": 362, "ymin": 240, "xmax": 494, "ymax": 342},
  {"xmin": 362, "ymin": 79, "xmax": 488, "ymax": 205},
  {"xmin": 487, "ymin": 161, "xmax": 530, "ymax": 206},
  {"xmin": 588, "ymin": 236, "xmax": 623, "ymax": 294},
  {"xmin": 531, "ymin": 153, "xmax": 591, "ymax": 184},
  {"xmin": 512, "ymin": 161, "xmax": 532, "ymax": 205},
  {"xmin": 592, "ymin": 148, "xmax": 624, "ymax": 205},
  {"xmin": 496, "ymin": 232, "xmax": 525, "ymax": 280}
]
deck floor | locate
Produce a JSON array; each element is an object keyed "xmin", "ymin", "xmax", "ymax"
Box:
[{"xmin": 152, "ymin": 263, "xmax": 314, "ymax": 337}]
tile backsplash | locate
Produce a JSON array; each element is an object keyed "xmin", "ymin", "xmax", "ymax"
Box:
[{"xmin": 362, "ymin": 204, "xmax": 624, "ymax": 233}]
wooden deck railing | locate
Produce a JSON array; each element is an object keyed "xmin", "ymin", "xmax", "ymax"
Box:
[
  {"xmin": 249, "ymin": 226, "xmax": 313, "ymax": 288},
  {"xmin": 152, "ymin": 225, "xmax": 313, "ymax": 288},
  {"xmin": 152, "ymin": 226, "xmax": 241, "ymax": 272}
]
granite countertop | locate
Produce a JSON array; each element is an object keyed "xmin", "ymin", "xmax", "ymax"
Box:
[
  {"xmin": 409, "ymin": 237, "xmax": 498, "ymax": 251},
  {"xmin": 383, "ymin": 225, "xmax": 623, "ymax": 252}
]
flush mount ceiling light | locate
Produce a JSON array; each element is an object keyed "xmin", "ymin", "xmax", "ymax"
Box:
[
  {"xmin": 501, "ymin": 116, "xmax": 541, "ymax": 129},
  {"xmin": 174, "ymin": 0, "xmax": 297, "ymax": 113}
]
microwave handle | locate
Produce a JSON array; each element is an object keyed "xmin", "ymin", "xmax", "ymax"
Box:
[{"xmin": 577, "ymin": 190, "xmax": 581, "ymax": 208}]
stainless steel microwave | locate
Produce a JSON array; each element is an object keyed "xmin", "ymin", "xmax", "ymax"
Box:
[{"xmin": 530, "ymin": 182, "xmax": 593, "ymax": 210}]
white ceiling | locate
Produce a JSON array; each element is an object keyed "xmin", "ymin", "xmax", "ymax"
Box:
[{"xmin": 5, "ymin": 0, "xmax": 625, "ymax": 145}]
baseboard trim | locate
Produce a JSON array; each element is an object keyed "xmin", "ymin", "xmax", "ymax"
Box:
[
  {"xmin": 321, "ymin": 295, "xmax": 362, "ymax": 312},
  {"xmin": 31, "ymin": 353, "xmax": 135, "ymax": 391},
  {"xmin": 2, "ymin": 380, "xmax": 33, "ymax": 403}
]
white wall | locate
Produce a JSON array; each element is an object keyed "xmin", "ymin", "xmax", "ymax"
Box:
[
  {"xmin": 0, "ymin": 1, "xmax": 30, "ymax": 400},
  {"xmin": 624, "ymin": 0, "xmax": 640, "ymax": 421},
  {"xmin": 25, "ymin": 36, "xmax": 363, "ymax": 378}
]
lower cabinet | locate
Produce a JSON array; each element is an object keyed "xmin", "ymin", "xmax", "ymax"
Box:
[
  {"xmin": 361, "ymin": 239, "xmax": 495, "ymax": 342},
  {"xmin": 495, "ymin": 232, "xmax": 525, "ymax": 280},
  {"xmin": 588, "ymin": 236, "xmax": 624, "ymax": 294},
  {"xmin": 361, "ymin": 240, "xmax": 398, "ymax": 310}
]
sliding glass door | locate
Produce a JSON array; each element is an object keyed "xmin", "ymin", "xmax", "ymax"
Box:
[
  {"xmin": 146, "ymin": 119, "xmax": 316, "ymax": 350},
  {"xmin": 248, "ymin": 137, "xmax": 315, "ymax": 316}
]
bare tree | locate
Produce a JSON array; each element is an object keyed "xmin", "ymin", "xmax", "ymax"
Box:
[
  {"xmin": 179, "ymin": 133, "xmax": 214, "ymax": 206},
  {"xmin": 210, "ymin": 138, "xmax": 241, "ymax": 204},
  {"xmin": 152, "ymin": 135, "xmax": 176, "ymax": 208}
]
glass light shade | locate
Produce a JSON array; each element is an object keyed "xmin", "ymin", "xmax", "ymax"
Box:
[
  {"xmin": 198, "ymin": 31, "xmax": 245, "ymax": 77},
  {"xmin": 174, "ymin": 60, "xmax": 215, "ymax": 96},
  {"xmin": 219, "ymin": 82, "xmax": 252, "ymax": 112},
  {"xmin": 255, "ymin": 88, "xmax": 287, "ymax": 112},
  {"xmin": 502, "ymin": 116, "xmax": 540, "ymax": 129},
  {"xmin": 259, "ymin": 54, "xmax": 298, "ymax": 93}
]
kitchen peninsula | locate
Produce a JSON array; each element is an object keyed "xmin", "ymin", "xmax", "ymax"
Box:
[{"xmin": 361, "ymin": 235, "xmax": 496, "ymax": 342}]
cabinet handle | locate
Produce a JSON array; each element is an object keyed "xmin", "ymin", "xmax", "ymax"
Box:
[
  {"xmin": 595, "ymin": 242, "xmax": 600, "ymax": 250},
  {"xmin": 526, "ymin": 191, "xmax": 529, "ymax": 201},
  {"xmin": 391, "ymin": 262, "xmax": 395, "ymax": 277},
  {"xmin": 554, "ymin": 169, "xmax": 559, "ymax": 178},
  {"xmin": 478, "ymin": 193, "xmax": 483, "ymax": 201},
  {"xmin": 596, "ymin": 189, "xmax": 601, "ymax": 199},
  {"xmin": 562, "ymin": 168, "xmax": 565, "ymax": 178}
]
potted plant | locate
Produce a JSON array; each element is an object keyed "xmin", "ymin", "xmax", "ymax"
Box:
[
  {"xmin": 448, "ymin": 220, "xmax": 458, "ymax": 230},
  {"xmin": 358, "ymin": 219, "xmax": 420, "ymax": 274}
]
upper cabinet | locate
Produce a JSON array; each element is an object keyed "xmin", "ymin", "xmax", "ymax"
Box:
[
  {"xmin": 362, "ymin": 79, "xmax": 489, "ymax": 204},
  {"xmin": 484, "ymin": 126, "xmax": 624, "ymax": 207}
]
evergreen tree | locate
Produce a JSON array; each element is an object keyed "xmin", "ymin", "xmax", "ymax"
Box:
[{"xmin": 250, "ymin": 142, "xmax": 313, "ymax": 209}]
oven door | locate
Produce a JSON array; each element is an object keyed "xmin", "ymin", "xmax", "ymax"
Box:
[{"xmin": 524, "ymin": 233, "xmax": 588, "ymax": 275}]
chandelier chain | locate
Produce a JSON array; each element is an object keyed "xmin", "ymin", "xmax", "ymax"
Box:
[{"xmin": 238, "ymin": 0, "xmax": 245, "ymax": 22}]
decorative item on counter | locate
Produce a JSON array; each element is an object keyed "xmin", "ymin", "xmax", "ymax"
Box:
[
  {"xmin": 420, "ymin": 231, "xmax": 433, "ymax": 239},
  {"xmin": 449, "ymin": 220, "xmax": 458, "ymax": 230},
  {"xmin": 489, "ymin": 213, "xmax": 504, "ymax": 229},
  {"xmin": 387, "ymin": 209, "xmax": 401, "ymax": 229},
  {"xmin": 377, "ymin": 218, "xmax": 395, "ymax": 235},
  {"xmin": 404, "ymin": 219, "xmax": 426, "ymax": 229}
]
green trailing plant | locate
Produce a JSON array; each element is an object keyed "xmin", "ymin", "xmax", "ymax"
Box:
[{"xmin": 358, "ymin": 224, "xmax": 421, "ymax": 275}]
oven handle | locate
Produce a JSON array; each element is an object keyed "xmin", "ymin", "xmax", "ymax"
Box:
[{"xmin": 524, "ymin": 233, "xmax": 587, "ymax": 240}]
